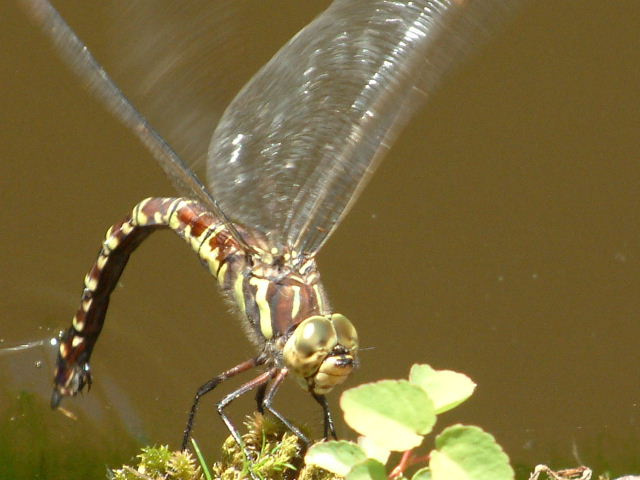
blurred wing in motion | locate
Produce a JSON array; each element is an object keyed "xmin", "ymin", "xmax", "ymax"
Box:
[
  {"xmin": 19, "ymin": 0, "xmax": 325, "ymax": 247},
  {"xmin": 207, "ymin": 0, "xmax": 525, "ymax": 257},
  {"xmin": 21, "ymin": 0, "xmax": 524, "ymax": 257},
  {"xmin": 18, "ymin": 0, "xmax": 256, "ymax": 243},
  {"xmin": 102, "ymin": 1, "xmax": 328, "ymax": 178}
]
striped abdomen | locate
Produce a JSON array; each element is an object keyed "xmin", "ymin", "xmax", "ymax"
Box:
[{"xmin": 51, "ymin": 197, "xmax": 327, "ymax": 403}]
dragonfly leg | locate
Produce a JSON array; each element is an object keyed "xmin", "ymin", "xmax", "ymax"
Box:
[
  {"xmin": 261, "ymin": 368, "xmax": 311, "ymax": 446},
  {"xmin": 181, "ymin": 355, "xmax": 265, "ymax": 451},
  {"xmin": 215, "ymin": 369, "xmax": 277, "ymax": 468},
  {"xmin": 312, "ymin": 392, "xmax": 337, "ymax": 440},
  {"xmin": 52, "ymin": 197, "xmax": 237, "ymax": 407},
  {"xmin": 254, "ymin": 381, "xmax": 268, "ymax": 414}
]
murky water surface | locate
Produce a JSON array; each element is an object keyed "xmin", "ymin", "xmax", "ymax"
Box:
[{"xmin": 2, "ymin": 1, "xmax": 639, "ymax": 478}]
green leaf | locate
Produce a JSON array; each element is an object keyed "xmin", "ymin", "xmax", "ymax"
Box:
[
  {"xmin": 305, "ymin": 441, "xmax": 367, "ymax": 476},
  {"xmin": 429, "ymin": 425, "xmax": 514, "ymax": 480},
  {"xmin": 341, "ymin": 380, "xmax": 436, "ymax": 451},
  {"xmin": 412, "ymin": 467, "xmax": 433, "ymax": 480},
  {"xmin": 357, "ymin": 436, "xmax": 390, "ymax": 465},
  {"xmin": 409, "ymin": 365, "xmax": 476, "ymax": 414},
  {"xmin": 345, "ymin": 459, "xmax": 388, "ymax": 480}
]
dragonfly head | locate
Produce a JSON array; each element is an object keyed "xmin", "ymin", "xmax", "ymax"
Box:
[{"xmin": 283, "ymin": 313, "xmax": 358, "ymax": 395}]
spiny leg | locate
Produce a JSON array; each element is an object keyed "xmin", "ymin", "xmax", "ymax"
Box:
[
  {"xmin": 261, "ymin": 368, "xmax": 311, "ymax": 446},
  {"xmin": 52, "ymin": 197, "xmax": 237, "ymax": 406},
  {"xmin": 215, "ymin": 369, "xmax": 277, "ymax": 461},
  {"xmin": 181, "ymin": 355, "xmax": 265, "ymax": 451},
  {"xmin": 312, "ymin": 392, "xmax": 337, "ymax": 440}
]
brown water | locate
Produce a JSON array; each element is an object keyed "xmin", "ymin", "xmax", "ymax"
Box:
[{"xmin": 2, "ymin": 1, "xmax": 639, "ymax": 478}]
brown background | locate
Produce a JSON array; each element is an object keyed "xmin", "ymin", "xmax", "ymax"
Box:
[{"xmin": 2, "ymin": 0, "xmax": 639, "ymax": 477}]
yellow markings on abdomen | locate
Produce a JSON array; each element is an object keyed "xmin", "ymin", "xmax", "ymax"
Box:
[
  {"xmin": 120, "ymin": 221, "xmax": 133, "ymax": 235},
  {"xmin": 250, "ymin": 277, "xmax": 273, "ymax": 340},
  {"xmin": 81, "ymin": 298, "xmax": 93, "ymax": 313},
  {"xmin": 168, "ymin": 199, "xmax": 184, "ymax": 230},
  {"xmin": 72, "ymin": 315, "xmax": 85, "ymax": 332},
  {"xmin": 96, "ymin": 254, "xmax": 108, "ymax": 270},
  {"xmin": 133, "ymin": 198, "xmax": 152, "ymax": 225},
  {"xmin": 104, "ymin": 231, "xmax": 120, "ymax": 252},
  {"xmin": 84, "ymin": 272, "xmax": 97, "ymax": 292}
]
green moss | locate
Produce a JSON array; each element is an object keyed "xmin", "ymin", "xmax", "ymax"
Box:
[
  {"xmin": 111, "ymin": 414, "xmax": 339, "ymax": 480},
  {"xmin": 111, "ymin": 445, "xmax": 202, "ymax": 480}
]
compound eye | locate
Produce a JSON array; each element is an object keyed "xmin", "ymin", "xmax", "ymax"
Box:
[
  {"xmin": 331, "ymin": 313, "xmax": 358, "ymax": 350},
  {"xmin": 283, "ymin": 315, "xmax": 338, "ymax": 381},
  {"xmin": 294, "ymin": 315, "xmax": 336, "ymax": 357}
]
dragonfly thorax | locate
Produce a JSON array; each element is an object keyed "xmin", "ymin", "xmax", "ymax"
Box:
[
  {"xmin": 218, "ymin": 241, "xmax": 358, "ymax": 394},
  {"xmin": 219, "ymin": 243, "xmax": 324, "ymax": 340}
]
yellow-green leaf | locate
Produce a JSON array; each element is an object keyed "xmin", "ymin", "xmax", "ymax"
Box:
[
  {"xmin": 429, "ymin": 425, "xmax": 514, "ymax": 480},
  {"xmin": 305, "ymin": 440, "xmax": 367, "ymax": 476},
  {"xmin": 340, "ymin": 380, "xmax": 435, "ymax": 451},
  {"xmin": 409, "ymin": 364, "xmax": 476, "ymax": 414},
  {"xmin": 346, "ymin": 459, "xmax": 388, "ymax": 480}
]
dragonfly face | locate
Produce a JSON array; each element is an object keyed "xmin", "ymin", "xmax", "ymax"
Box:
[{"xmin": 283, "ymin": 313, "xmax": 359, "ymax": 395}]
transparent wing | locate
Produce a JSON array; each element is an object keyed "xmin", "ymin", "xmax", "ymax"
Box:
[
  {"xmin": 24, "ymin": 0, "xmax": 524, "ymax": 258},
  {"xmin": 20, "ymin": 0, "xmax": 256, "ymax": 246},
  {"xmin": 101, "ymin": 1, "xmax": 328, "ymax": 183},
  {"xmin": 20, "ymin": 0, "xmax": 329, "ymax": 249},
  {"xmin": 208, "ymin": 0, "xmax": 525, "ymax": 256},
  {"xmin": 20, "ymin": 0, "xmax": 327, "ymax": 216}
]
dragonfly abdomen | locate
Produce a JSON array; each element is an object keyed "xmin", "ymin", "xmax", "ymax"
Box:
[
  {"xmin": 51, "ymin": 195, "xmax": 336, "ymax": 406},
  {"xmin": 52, "ymin": 197, "xmax": 244, "ymax": 404}
]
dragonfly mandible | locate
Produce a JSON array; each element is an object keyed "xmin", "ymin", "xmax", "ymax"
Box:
[{"xmin": 21, "ymin": 0, "xmax": 524, "ymax": 459}]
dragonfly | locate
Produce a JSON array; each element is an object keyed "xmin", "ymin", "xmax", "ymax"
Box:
[{"xmin": 21, "ymin": 0, "xmax": 523, "ymax": 461}]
